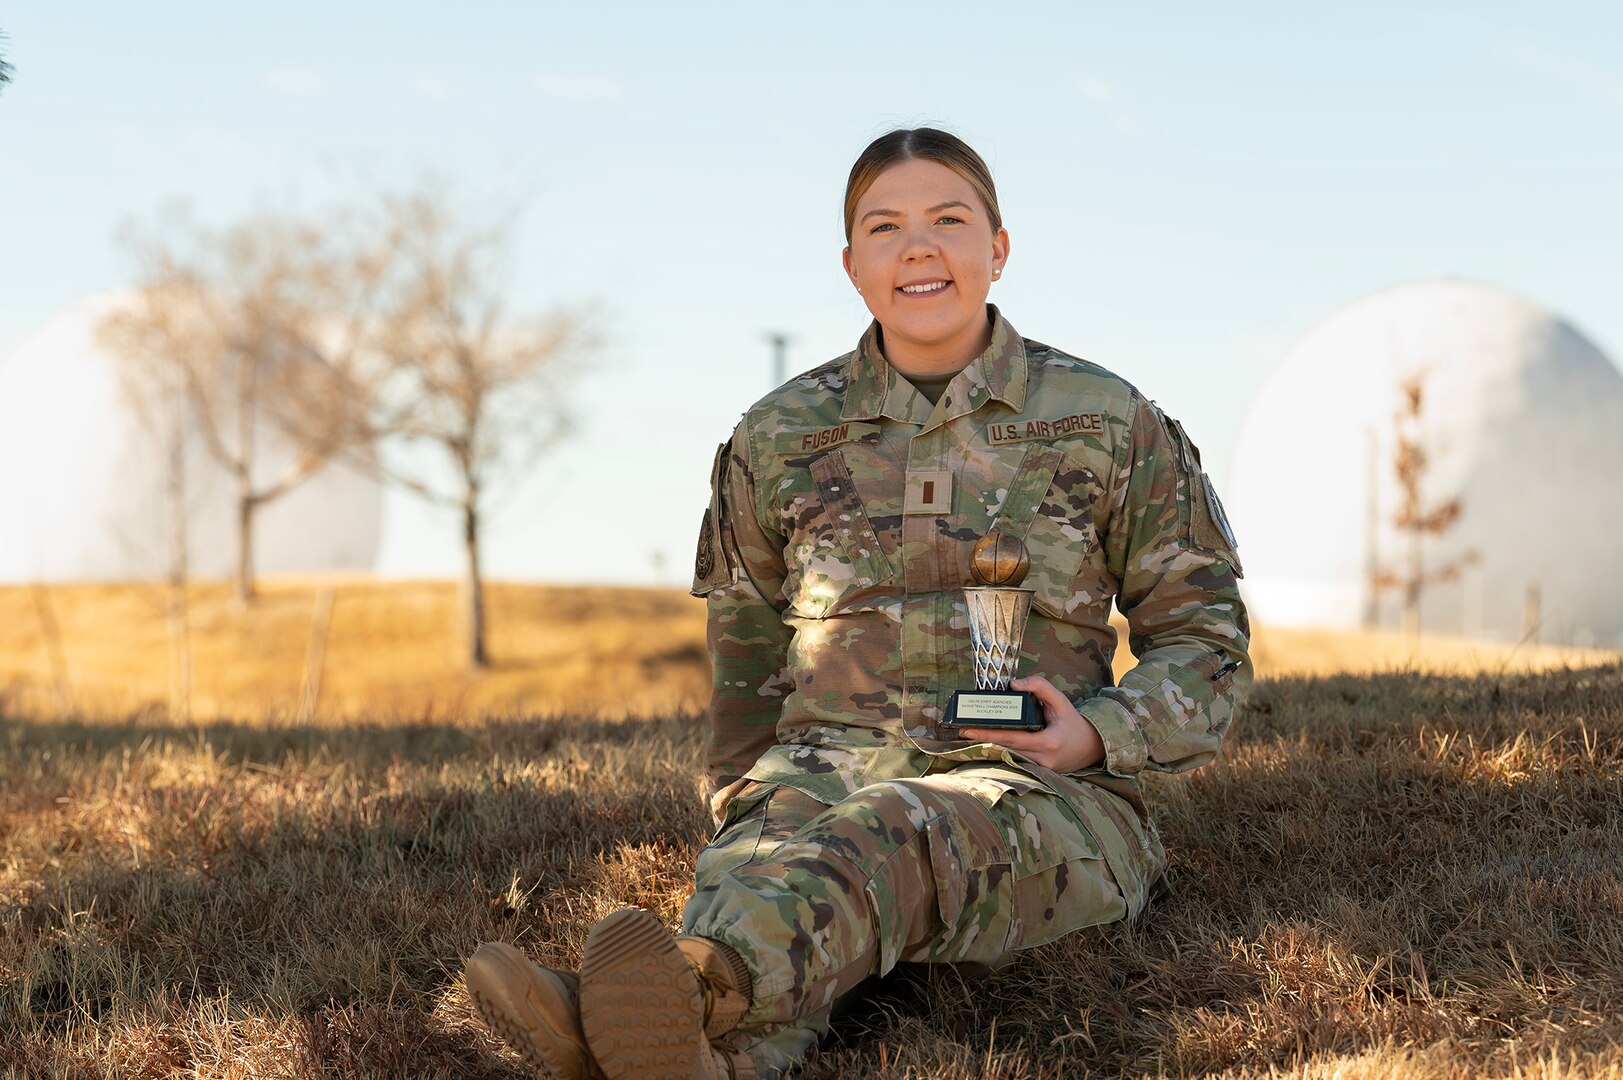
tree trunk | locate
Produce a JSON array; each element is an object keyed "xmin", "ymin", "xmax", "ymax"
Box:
[
  {"xmin": 167, "ymin": 416, "xmax": 193, "ymax": 720},
  {"xmin": 464, "ymin": 500, "xmax": 488, "ymax": 670},
  {"xmin": 234, "ymin": 355, "xmax": 257, "ymax": 604},
  {"xmin": 236, "ymin": 482, "xmax": 256, "ymax": 604}
]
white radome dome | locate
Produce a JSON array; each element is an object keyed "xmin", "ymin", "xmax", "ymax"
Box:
[
  {"xmin": 0, "ymin": 292, "xmax": 383, "ymax": 582},
  {"xmin": 1227, "ymin": 278, "xmax": 1623, "ymax": 647}
]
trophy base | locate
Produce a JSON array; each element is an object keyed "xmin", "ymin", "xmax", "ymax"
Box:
[{"xmin": 942, "ymin": 689, "xmax": 1043, "ymax": 731}]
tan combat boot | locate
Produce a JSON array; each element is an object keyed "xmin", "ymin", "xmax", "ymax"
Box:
[
  {"xmin": 465, "ymin": 941, "xmax": 604, "ymax": 1080},
  {"xmin": 578, "ymin": 907, "xmax": 756, "ymax": 1080}
]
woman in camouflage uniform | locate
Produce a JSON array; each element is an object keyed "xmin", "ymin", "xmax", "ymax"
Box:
[{"xmin": 467, "ymin": 128, "xmax": 1251, "ymax": 1080}]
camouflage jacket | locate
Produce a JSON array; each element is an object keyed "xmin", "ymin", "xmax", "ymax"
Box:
[{"xmin": 692, "ymin": 307, "xmax": 1251, "ymax": 891}]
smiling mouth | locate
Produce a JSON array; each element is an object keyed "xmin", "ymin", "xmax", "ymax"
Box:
[{"xmin": 898, "ymin": 281, "xmax": 951, "ymax": 295}]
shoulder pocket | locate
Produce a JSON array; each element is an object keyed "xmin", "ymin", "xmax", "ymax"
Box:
[
  {"xmin": 691, "ymin": 441, "xmax": 736, "ymax": 596},
  {"xmin": 1161, "ymin": 415, "xmax": 1244, "ymax": 577},
  {"xmin": 783, "ymin": 450, "xmax": 895, "ymax": 617}
]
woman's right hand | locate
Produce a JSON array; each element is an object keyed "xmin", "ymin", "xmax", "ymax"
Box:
[{"xmin": 956, "ymin": 674, "xmax": 1105, "ymax": 774}]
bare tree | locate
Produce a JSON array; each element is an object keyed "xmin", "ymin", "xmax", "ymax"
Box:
[
  {"xmin": 0, "ymin": 30, "xmax": 14, "ymax": 93},
  {"xmin": 367, "ymin": 193, "xmax": 590, "ymax": 670},
  {"xmin": 1371, "ymin": 372, "xmax": 1477, "ymax": 640},
  {"xmin": 100, "ymin": 209, "xmax": 385, "ymax": 602},
  {"xmin": 99, "ymin": 191, "xmax": 586, "ymax": 665}
]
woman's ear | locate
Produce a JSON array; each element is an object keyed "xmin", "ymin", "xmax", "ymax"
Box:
[{"xmin": 842, "ymin": 246, "xmax": 859, "ymax": 292}]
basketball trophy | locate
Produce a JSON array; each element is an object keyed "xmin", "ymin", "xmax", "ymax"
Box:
[{"xmin": 942, "ymin": 530, "xmax": 1044, "ymax": 731}]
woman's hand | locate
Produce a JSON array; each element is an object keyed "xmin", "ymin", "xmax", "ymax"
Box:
[{"xmin": 957, "ymin": 675, "xmax": 1106, "ymax": 774}]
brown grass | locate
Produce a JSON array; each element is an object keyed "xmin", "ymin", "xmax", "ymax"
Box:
[
  {"xmin": 1, "ymin": 582, "xmax": 1620, "ymax": 1077},
  {"xmin": 3, "ymin": 579, "xmax": 1605, "ymax": 723}
]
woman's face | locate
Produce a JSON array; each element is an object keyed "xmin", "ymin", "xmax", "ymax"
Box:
[{"xmin": 842, "ymin": 157, "xmax": 1010, "ymax": 372}]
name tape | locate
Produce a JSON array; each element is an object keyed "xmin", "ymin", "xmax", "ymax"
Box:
[{"xmin": 774, "ymin": 422, "xmax": 881, "ymax": 455}]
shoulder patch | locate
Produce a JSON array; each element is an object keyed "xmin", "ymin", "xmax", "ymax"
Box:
[
  {"xmin": 691, "ymin": 440, "xmax": 737, "ymax": 596},
  {"xmin": 1152, "ymin": 404, "xmax": 1244, "ymax": 576}
]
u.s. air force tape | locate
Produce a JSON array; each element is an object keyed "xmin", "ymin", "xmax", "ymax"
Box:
[{"xmin": 985, "ymin": 412, "xmax": 1105, "ymax": 446}]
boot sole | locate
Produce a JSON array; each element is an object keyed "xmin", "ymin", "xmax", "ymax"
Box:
[
  {"xmin": 579, "ymin": 908, "xmax": 705, "ymax": 1080},
  {"xmin": 465, "ymin": 942, "xmax": 596, "ymax": 1079}
]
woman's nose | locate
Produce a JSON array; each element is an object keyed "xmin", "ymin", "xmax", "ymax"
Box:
[{"xmin": 899, "ymin": 225, "xmax": 938, "ymax": 260}]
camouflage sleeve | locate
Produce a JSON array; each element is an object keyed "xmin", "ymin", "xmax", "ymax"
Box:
[
  {"xmin": 1076, "ymin": 391, "xmax": 1253, "ymax": 776},
  {"xmin": 690, "ymin": 419, "xmax": 793, "ymax": 824}
]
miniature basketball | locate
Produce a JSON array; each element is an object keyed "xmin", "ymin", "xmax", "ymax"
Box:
[{"xmin": 969, "ymin": 530, "xmax": 1030, "ymax": 587}]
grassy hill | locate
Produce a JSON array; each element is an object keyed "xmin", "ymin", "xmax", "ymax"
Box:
[{"xmin": 1, "ymin": 581, "xmax": 1619, "ymax": 1077}]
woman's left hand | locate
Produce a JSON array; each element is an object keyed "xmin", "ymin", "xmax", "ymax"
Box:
[{"xmin": 957, "ymin": 674, "xmax": 1106, "ymax": 774}]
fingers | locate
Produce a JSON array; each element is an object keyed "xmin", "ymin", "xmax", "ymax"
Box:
[
  {"xmin": 957, "ymin": 727, "xmax": 1056, "ymax": 771},
  {"xmin": 957, "ymin": 726, "xmax": 1043, "ymax": 750}
]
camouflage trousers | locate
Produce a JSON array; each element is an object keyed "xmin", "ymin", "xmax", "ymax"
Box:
[{"xmin": 680, "ymin": 762, "xmax": 1145, "ymax": 1077}]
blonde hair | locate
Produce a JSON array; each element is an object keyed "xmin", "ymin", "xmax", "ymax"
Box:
[{"xmin": 842, "ymin": 128, "xmax": 1002, "ymax": 243}]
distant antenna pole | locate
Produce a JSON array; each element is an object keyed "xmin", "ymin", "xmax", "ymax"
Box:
[
  {"xmin": 1523, "ymin": 583, "xmax": 1541, "ymax": 644},
  {"xmin": 298, "ymin": 586, "xmax": 335, "ymax": 723},
  {"xmin": 29, "ymin": 583, "xmax": 71, "ymax": 713},
  {"xmin": 1363, "ymin": 424, "xmax": 1379, "ymax": 628},
  {"xmin": 765, "ymin": 332, "xmax": 792, "ymax": 387}
]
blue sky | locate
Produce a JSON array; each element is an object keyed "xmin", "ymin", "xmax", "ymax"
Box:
[{"xmin": 3, "ymin": 2, "xmax": 1620, "ymax": 585}]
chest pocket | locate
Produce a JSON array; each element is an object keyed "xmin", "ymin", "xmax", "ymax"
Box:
[
  {"xmin": 781, "ymin": 450, "xmax": 896, "ymax": 618},
  {"xmin": 992, "ymin": 444, "xmax": 1102, "ymax": 619}
]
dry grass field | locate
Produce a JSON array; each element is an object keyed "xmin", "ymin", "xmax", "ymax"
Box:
[
  {"xmin": 0, "ymin": 580, "xmax": 713, "ymax": 722},
  {"xmin": 1, "ymin": 581, "xmax": 1620, "ymax": 1078}
]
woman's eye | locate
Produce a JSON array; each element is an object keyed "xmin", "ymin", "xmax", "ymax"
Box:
[
  {"xmin": 869, "ymin": 222, "xmax": 896, "ymax": 234},
  {"xmin": 937, "ymin": 216, "xmax": 963, "ymax": 225}
]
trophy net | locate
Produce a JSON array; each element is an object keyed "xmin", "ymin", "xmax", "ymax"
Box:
[{"xmin": 964, "ymin": 587, "xmax": 1033, "ymax": 691}]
